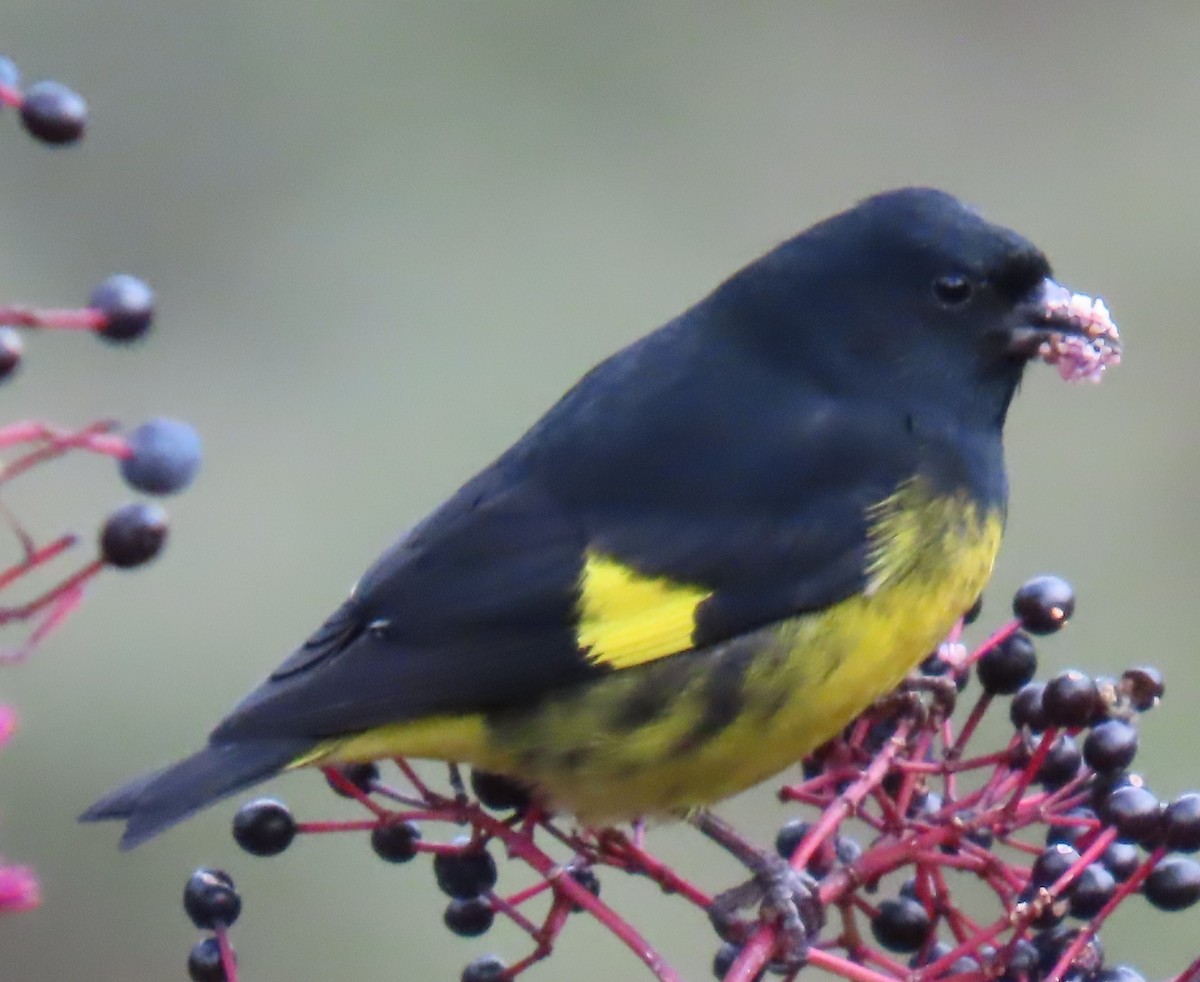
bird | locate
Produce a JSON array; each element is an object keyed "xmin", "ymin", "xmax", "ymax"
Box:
[{"xmin": 82, "ymin": 187, "xmax": 1120, "ymax": 851}]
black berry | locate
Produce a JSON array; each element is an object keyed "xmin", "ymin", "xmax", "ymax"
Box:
[
  {"xmin": 1163, "ymin": 793, "xmax": 1200, "ymax": 852},
  {"xmin": 712, "ymin": 943, "xmax": 766, "ymax": 982},
  {"xmin": 1143, "ymin": 856, "xmax": 1200, "ymax": 911},
  {"xmin": 90, "ymin": 274, "xmax": 154, "ymax": 342},
  {"xmin": 232, "ymin": 798, "xmax": 295, "ymax": 856},
  {"xmin": 567, "ymin": 865, "xmax": 601, "ymax": 911},
  {"xmin": 1037, "ymin": 733, "xmax": 1082, "ymax": 788},
  {"xmin": 775, "ymin": 819, "xmax": 812, "ymax": 860},
  {"xmin": 1068, "ymin": 863, "xmax": 1115, "ymax": 918},
  {"xmin": 1011, "ymin": 681, "xmax": 1048, "ymax": 731},
  {"xmin": 19, "ymin": 80, "xmax": 86, "ymax": 144},
  {"xmin": 870, "ymin": 897, "xmax": 932, "ymax": 953},
  {"xmin": 120, "ymin": 418, "xmax": 202, "ymax": 494},
  {"xmin": 1031, "ymin": 843, "xmax": 1081, "ymax": 889},
  {"xmin": 99, "ymin": 502, "xmax": 168, "ymax": 568},
  {"xmin": 183, "ymin": 868, "xmax": 241, "ymax": 929},
  {"xmin": 1104, "ymin": 785, "xmax": 1161, "ymax": 844},
  {"xmin": 469, "ymin": 769, "xmax": 532, "ymax": 812},
  {"xmin": 325, "ymin": 762, "xmax": 379, "ymax": 797},
  {"xmin": 444, "ymin": 895, "xmax": 494, "ymax": 937},
  {"xmin": 0, "ymin": 327, "xmax": 22, "ymax": 381},
  {"xmin": 1101, "ymin": 840, "xmax": 1140, "ymax": 882},
  {"xmin": 187, "ymin": 936, "xmax": 230, "ymax": 982},
  {"xmin": 433, "ymin": 839, "xmax": 498, "ymax": 899},
  {"xmin": 1084, "ymin": 720, "xmax": 1139, "ymax": 775},
  {"xmin": 963, "ymin": 595, "xmax": 983, "ymax": 624},
  {"xmin": 370, "ymin": 819, "xmax": 421, "ymax": 863},
  {"xmin": 1042, "ymin": 670, "xmax": 1099, "ymax": 728},
  {"xmin": 977, "ymin": 631, "xmax": 1037, "ymax": 695},
  {"xmin": 1013, "ymin": 575, "xmax": 1075, "ymax": 634},
  {"xmin": 461, "ymin": 954, "xmax": 507, "ymax": 982}
]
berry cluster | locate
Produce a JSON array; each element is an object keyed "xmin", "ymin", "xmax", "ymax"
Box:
[
  {"xmin": 182, "ymin": 576, "xmax": 1199, "ymax": 982},
  {"xmin": 1, "ymin": 53, "xmax": 201, "ymax": 915}
]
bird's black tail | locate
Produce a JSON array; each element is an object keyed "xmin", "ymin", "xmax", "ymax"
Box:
[{"xmin": 80, "ymin": 739, "xmax": 313, "ymax": 849}]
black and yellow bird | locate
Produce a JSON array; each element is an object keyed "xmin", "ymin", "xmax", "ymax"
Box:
[{"xmin": 83, "ymin": 187, "xmax": 1119, "ymax": 850}]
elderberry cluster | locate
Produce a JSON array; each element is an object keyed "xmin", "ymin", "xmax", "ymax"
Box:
[{"xmin": 182, "ymin": 868, "xmax": 241, "ymax": 981}]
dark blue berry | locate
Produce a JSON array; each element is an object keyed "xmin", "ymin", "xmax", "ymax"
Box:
[
  {"xmin": 187, "ymin": 936, "xmax": 230, "ymax": 982},
  {"xmin": 1013, "ymin": 575, "xmax": 1075, "ymax": 634},
  {"xmin": 325, "ymin": 762, "xmax": 379, "ymax": 797},
  {"xmin": 1083, "ymin": 720, "xmax": 1138, "ymax": 775},
  {"xmin": 461, "ymin": 955, "xmax": 507, "ymax": 982},
  {"xmin": 90, "ymin": 274, "xmax": 154, "ymax": 342},
  {"xmin": 907, "ymin": 941, "xmax": 952, "ymax": 968},
  {"xmin": 1163, "ymin": 793, "xmax": 1200, "ymax": 852},
  {"xmin": 1104, "ymin": 785, "xmax": 1161, "ymax": 844},
  {"xmin": 232, "ymin": 798, "xmax": 295, "ymax": 856},
  {"xmin": 19, "ymin": 80, "xmax": 86, "ymax": 144},
  {"xmin": 977, "ymin": 630, "xmax": 1037, "ymax": 695},
  {"xmin": 567, "ymin": 866, "xmax": 601, "ymax": 912},
  {"xmin": 444, "ymin": 895, "xmax": 494, "ymax": 937},
  {"xmin": 963, "ymin": 595, "xmax": 983, "ymax": 624},
  {"xmin": 0, "ymin": 327, "xmax": 22, "ymax": 381},
  {"xmin": 774, "ymin": 819, "xmax": 811, "ymax": 859},
  {"xmin": 870, "ymin": 897, "xmax": 932, "ymax": 952},
  {"xmin": 1144, "ymin": 856, "xmax": 1200, "ymax": 911},
  {"xmin": 1101, "ymin": 841, "xmax": 1140, "ymax": 882},
  {"xmin": 1038, "ymin": 734, "xmax": 1082, "ymax": 788},
  {"xmin": 433, "ymin": 839, "xmax": 498, "ymax": 899},
  {"xmin": 370, "ymin": 819, "xmax": 421, "ymax": 863},
  {"xmin": 183, "ymin": 868, "xmax": 241, "ymax": 929},
  {"xmin": 99, "ymin": 502, "xmax": 168, "ymax": 568},
  {"xmin": 1068, "ymin": 863, "xmax": 1115, "ymax": 918},
  {"xmin": 1011, "ymin": 681, "xmax": 1048, "ymax": 731},
  {"xmin": 1031, "ymin": 843, "xmax": 1081, "ymax": 889},
  {"xmin": 469, "ymin": 769, "xmax": 532, "ymax": 812},
  {"xmin": 120, "ymin": 418, "xmax": 202, "ymax": 494},
  {"xmin": 1042, "ymin": 670, "xmax": 1099, "ymax": 728}
]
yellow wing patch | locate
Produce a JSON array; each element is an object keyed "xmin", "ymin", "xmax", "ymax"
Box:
[{"xmin": 577, "ymin": 552, "xmax": 712, "ymax": 671}]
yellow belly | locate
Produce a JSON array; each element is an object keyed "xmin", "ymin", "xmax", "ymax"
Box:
[{"xmin": 308, "ymin": 481, "xmax": 1003, "ymax": 821}]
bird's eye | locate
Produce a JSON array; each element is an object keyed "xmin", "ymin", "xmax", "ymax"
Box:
[{"xmin": 933, "ymin": 274, "xmax": 974, "ymax": 306}]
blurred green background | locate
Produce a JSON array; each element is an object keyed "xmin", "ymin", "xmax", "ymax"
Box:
[{"xmin": 1, "ymin": 4, "xmax": 1197, "ymax": 980}]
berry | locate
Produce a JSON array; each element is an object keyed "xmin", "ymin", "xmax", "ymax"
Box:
[
  {"xmin": 182, "ymin": 868, "xmax": 241, "ymax": 929},
  {"xmin": 1104, "ymin": 785, "xmax": 1161, "ymax": 844},
  {"xmin": 870, "ymin": 897, "xmax": 932, "ymax": 953},
  {"xmin": 120, "ymin": 418, "xmax": 202, "ymax": 494},
  {"xmin": 774, "ymin": 819, "xmax": 812, "ymax": 859},
  {"xmin": 90, "ymin": 274, "xmax": 154, "ymax": 342},
  {"xmin": 1068, "ymin": 863, "xmax": 1115, "ymax": 918},
  {"xmin": 1046, "ymin": 807, "xmax": 1096, "ymax": 848},
  {"xmin": 1013, "ymin": 575, "xmax": 1075, "ymax": 634},
  {"xmin": 325, "ymin": 762, "xmax": 379, "ymax": 797},
  {"xmin": 1163, "ymin": 793, "xmax": 1200, "ymax": 852},
  {"xmin": 1121, "ymin": 666, "xmax": 1164, "ymax": 711},
  {"xmin": 187, "ymin": 936, "xmax": 230, "ymax": 982},
  {"xmin": 444, "ymin": 895, "xmax": 494, "ymax": 937},
  {"xmin": 99, "ymin": 502, "xmax": 168, "ymax": 568},
  {"xmin": 907, "ymin": 941, "xmax": 952, "ymax": 968},
  {"xmin": 963, "ymin": 595, "xmax": 983, "ymax": 624},
  {"xmin": 1031, "ymin": 843, "xmax": 1081, "ymax": 889},
  {"xmin": 1094, "ymin": 967, "xmax": 1147, "ymax": 982},
  {"xmin": 977, "ymin": 630, "xmax": 1037, "ymax": 695},
  {"xmin": 1084, "ymin": 719, "xmax": 1139, "ymax": 775},
  {"xmin": 1011, "ymin": 681, "xmax": 1048, "ymax": 731},
  {"xmin": 998, "ymin": 938, "xmax": 1039, "ymax": 981},
  {"xmin": 1042, "ymin": 670, "xmax": 1099, "ymax": 728},
  {"xmin": 1101, "ymin": 841, "xmax": 1140, "ymax": 882},
  {"xmin": 712, "ymin": 943, "xmax": 766, "ymax": 982},
  {"xmin": 834, "ymin": 834, "xmax": 863, "ymax": 865},
  {"xmin": 567, "ymin": 866, "xmax": 601, "ymax": 911},
  {"xmin": 469, "ymin": 769, "xmax": 532, "ymax": 812},
  {"xmin": 1033, "ymin": 924, "xmax": 1101, "ymax": 974},
  {"xmin": 1037, "ymin": 733, "xmax": 1082, "ymax": 788},
  {"xmin": 0, "ymin": 57, "xmax": 19, "ymax": 91},
  {"xmin": 19, "ymin": 80, "xmax": 86, "ymax": 144},
  {"xmin": 1143, "ymin": 856, "xmax": 1200, "ymax": 911},
  {"xmin": 370, "ymin": 820, "xmax": 421, "ymax": 863},
  {"xmin": 433, "ymin": 839, "xmax": 498, "ymax": 899},
  {"xmin": 461, "ymin": 954, "xmax": 507, "ymax": 982},
  {"xmin": 232, "ymin": 798, "xmax": 296, "ymax": 856},
  {"xmin": 0, "ymin": 327, "xmax": 23, "ymax": 381}
]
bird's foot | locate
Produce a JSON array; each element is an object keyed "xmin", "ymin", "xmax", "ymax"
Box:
[{"xmin": 690, "ymin": 810, "xmax": 824, "ymax": 967}]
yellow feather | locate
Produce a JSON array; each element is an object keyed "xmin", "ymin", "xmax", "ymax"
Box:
[{"xmin": 575, "ymin": 551, "xmax": 712, "ymax": 671}]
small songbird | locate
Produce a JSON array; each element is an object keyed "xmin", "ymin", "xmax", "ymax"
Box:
[{"xmin": 82, "ymin": 187, "xmax": 1119, "ymax": 850}]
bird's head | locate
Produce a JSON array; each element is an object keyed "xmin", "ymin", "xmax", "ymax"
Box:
[{"xmin": 715, "ymin": 187, "xmax": 1120, "ymax": 425}]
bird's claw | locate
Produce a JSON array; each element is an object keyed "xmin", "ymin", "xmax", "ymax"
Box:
[{"xmin": 708, "ymin": 854, "xmax": 823, "ymax": 967}]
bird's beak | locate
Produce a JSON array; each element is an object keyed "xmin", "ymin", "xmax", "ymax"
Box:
[{"xmin": 1008, "ymin": 278, "xmax": 1121, "ymax": 382}]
